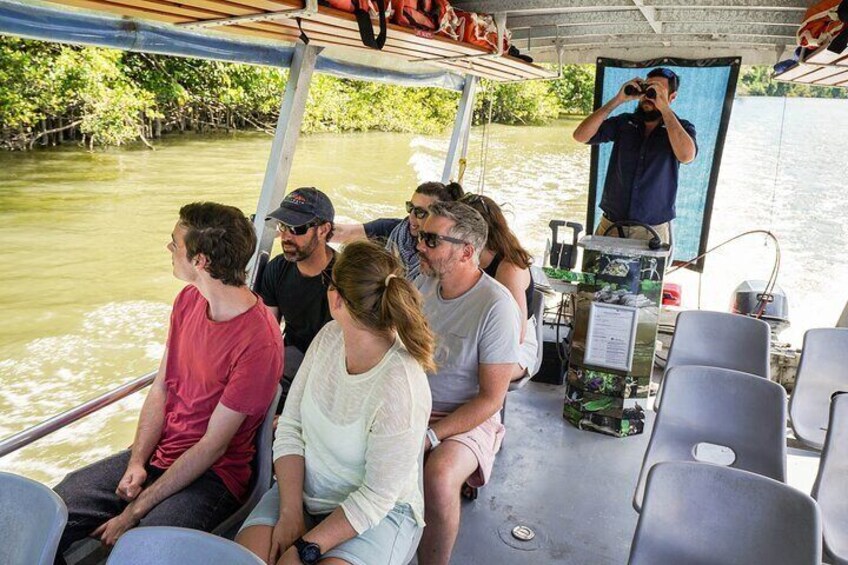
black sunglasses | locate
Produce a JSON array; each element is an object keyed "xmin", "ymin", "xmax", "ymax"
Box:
[
  {"xmin": 276, "ymin": 219, "xmax": 322, "ymax": 236},
  {"xmin": 405, "ymin": 201, "xmax": 429, "ymax": 220},
  {"xmin": 417, "ymin": 230, "xmax": 467, "ymax": 249}
]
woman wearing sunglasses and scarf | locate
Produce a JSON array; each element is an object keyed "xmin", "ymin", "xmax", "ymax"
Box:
[
  {"xmin": 460, "ymin": 193, "xmax": 537, "ymax": 381},
  {"xmin": 333, "ymin": 181, "xmax": 464, "ymax": 280},
  {"xmin": 237, "ymin": 240, "xmax": 435, "ymax": 565}
]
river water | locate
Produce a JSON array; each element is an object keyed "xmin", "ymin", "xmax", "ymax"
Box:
[{"xmin": 1, "ymin": 96, "xmax": 847, "ymax": 485}]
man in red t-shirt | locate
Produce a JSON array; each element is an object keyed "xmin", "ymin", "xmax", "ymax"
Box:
[{"xmin": 53, "ymin": 202, "xmax": 282, "ymax": 562}]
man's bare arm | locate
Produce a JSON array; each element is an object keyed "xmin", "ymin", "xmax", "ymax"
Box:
[
  {"xmin": 661, "ymin": 110, "xmax": 697, "ymax": 164},
  {"xmin": 429, "ymin": 363, "xmax": 515, "ymax": 442},
  {"xmin": 649, "ymin": 80, "xmax": 697, "ymax": 164},
  {"xmin": 128, "ymin": 351, "xmax": 168, "ymax": 468},
  {"xmin": 126, "ymin": 402, "xmax": 247, "ymax": 519},
  {"xmin": 114, "ymin": 351, "xmax": 168, "ymax": 502},
  {"xmin": 573, "ymin": 78, "xmax": 640, "ymax": 144},
  {"xmin": 331, "ymin": 223, "xmax": 367, "ymax": 244}
]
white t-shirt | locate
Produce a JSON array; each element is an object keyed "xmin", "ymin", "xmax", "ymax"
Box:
[
  {"xmin": 273, "ymin": 322, "xmax": 431, "ymax": 533},
  {"xmin": 417, "ymin": 272, "xmax": 522, "ymax": 413}
]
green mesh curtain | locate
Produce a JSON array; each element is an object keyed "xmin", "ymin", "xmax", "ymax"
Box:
[{"xmin": 588, "ymin": 57, "xmax": 740, "ymax": 271}]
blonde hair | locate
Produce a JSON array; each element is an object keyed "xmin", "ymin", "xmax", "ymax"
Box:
[{"xmin": 333, "ymin": 240, "xmax": 436, "ymax": 373}]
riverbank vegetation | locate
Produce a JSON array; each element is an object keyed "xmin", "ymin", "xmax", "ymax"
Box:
[{"xmin": 1, "ymin": 37, "xmax": 845, "ymax": 151}]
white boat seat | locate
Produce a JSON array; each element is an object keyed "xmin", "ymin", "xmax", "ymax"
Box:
[
  {"xmin": 213, "ymin": 384, "xmax": 282, "ymax": 537},
  {"xmin": 813, "ymin": 392, "xmax": 848, "ymax": 565},
  {"xmin": 501, "ymin": 288, "xmax": 545, "ymax": 424},
  {"xmin": 654, "ymin": 310, "xmax": 770, "ymax": 411},
  {"xmin": 633, "ymin": 366, "xmax": 786, "ymax": 512},
  {"xmin": 789, "ymin": 328, "xmax": 848, "ymax": 450},
  {"xmin": 107, "ymin": 526, "xmax": 264, "ymax": 564},
  {"xmin": 0, "ymin": 471, "xmax": 68, "ymax": 565},
  {"xmin": 629, "ymin": 462, "xmax": 821, "ymax": 565}
]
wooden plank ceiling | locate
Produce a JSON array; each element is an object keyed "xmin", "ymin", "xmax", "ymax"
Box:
[{"xmin": 44, "ymin": 0, "xmax": 557, "ymax": 81}]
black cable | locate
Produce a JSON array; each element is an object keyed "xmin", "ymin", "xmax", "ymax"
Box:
[{"xmin": 666, "ymin": 229, "xmax": 781, "ymax": 320}]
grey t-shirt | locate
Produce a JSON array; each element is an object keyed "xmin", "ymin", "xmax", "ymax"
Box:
[{"xmin": 417, "ymin": 272, "xmax": 522, "ymax": 413}]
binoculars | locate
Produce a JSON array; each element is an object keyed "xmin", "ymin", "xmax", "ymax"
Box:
[{"xmin": 624, "ymin": 81, "xmax": 657, "ymax": 100}]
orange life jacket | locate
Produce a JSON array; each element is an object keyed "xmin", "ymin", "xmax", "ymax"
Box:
[
  {"xmin": 797, "ymin": 0, "xmax": 848, "ymax": 48},
  {"xmin": 320, "ymin": 0, "xmax": 390, "ymax": 49},
  {"xmin": 453, "ymin": 10, "xmax": 511, "ymax": 53},
  {"xmin": 391, "ymin": 0, "xmax": 455, "ymax": 35}
]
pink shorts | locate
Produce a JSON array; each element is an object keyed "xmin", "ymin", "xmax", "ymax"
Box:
[{"xmin": 430, "ymin": 412, "xmax": 505, "ymax": 487}]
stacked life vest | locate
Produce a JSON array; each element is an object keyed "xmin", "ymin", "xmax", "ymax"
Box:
[
  {"xmin": 318, "ymin": 0, "xmax": 520, "ymax": 56},
  {"xmin": 797, "ymin": 0, "xmax": 848, "ymax": 52}
]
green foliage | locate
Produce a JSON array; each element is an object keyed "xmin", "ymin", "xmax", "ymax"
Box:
[
  {"xmin": 738, "ymin": 65, "xmax": 848, "ymax": 99},
  {"xmin": 548, "ymin": 64, "xmax": 596, "ymax": 115},
  {"xmin": 302, "ymin": 76, "xmax": 458, "ymax": 134},
  {"xmin": 5, "ymin": 34, "xmax": 846, "ymax": 151},
  {"xmin": 474, "ymin": 79, "xmax": 561, "ymax": 125}
]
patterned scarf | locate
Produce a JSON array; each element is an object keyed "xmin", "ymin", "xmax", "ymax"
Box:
[{"xmin": 386, "ymin": 218, "xmax": 420, "ymax": 280}]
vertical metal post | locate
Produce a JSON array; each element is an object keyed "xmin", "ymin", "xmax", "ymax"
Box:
[
  {"xmin": 249, "ymin": 43, "xmax": 322, "ymax": 287},
  {"xmin": 441, "ymin": 75, "xmax": 478, "ymax": 184}
]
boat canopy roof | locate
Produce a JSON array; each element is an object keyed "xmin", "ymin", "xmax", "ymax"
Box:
[
  {"xmin": 1, "ymin": 0, "xmax": 813, "ymax": 86},
  {"xmin": 453, "ymin": 0, "xmax": 810, "ymax": 65}
]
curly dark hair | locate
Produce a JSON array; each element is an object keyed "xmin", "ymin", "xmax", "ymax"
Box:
[
  {"xmin": 416, "ymin": 181, "xmax": 464, "ymax": 202},
  {"xmin": 178, "ymin": 202, "xmax": 256, "ymax": 287}
]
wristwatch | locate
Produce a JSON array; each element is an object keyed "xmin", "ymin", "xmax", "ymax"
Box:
[
  {"xmin": 294, "ymin": 537, "xmax": 322, "ymax": 565},
  {"xmin": 426, "ymin": 427, "xmax": 441, "ymax": 450}
]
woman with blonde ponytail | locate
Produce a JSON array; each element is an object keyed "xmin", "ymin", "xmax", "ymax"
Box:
[{"xmin": 238, "ymin": 240, "xmax": 433, "ymax": 565}]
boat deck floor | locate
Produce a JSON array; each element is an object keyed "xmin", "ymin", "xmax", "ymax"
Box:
[
  {"xmin": 448, "ymin": 381, "xmax": 821, "ymax": 565},
  {"xmin": 449, "ymin": 382, "xmax": 649, "ymax": 564}
]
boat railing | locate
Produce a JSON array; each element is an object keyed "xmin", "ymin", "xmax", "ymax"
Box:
[{"xmin": 0, "ymin": 370, "xmax": 157, "ymax": 459}]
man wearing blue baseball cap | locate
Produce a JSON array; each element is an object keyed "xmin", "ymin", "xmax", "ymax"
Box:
[
  {"xmin": 258, "ymin": 187, "xmax": 336, "ymax": 411},
  {"xmin": 573, "ymin": 67, "xmax": 697, "ymax": 245}
]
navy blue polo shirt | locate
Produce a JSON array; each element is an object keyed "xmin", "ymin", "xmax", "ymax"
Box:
[{"xmin": 589, "ymin": 112, "xmax": 697, "ymax": 225}]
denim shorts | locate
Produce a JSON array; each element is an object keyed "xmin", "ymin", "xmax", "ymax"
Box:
[{"xmin": 239, "ymin": 483, "xmax": 421, "ymax": 565}]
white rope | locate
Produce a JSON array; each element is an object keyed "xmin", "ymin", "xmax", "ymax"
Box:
[{"xmin": 477, "ymin": 82, "xmax": 496, "ymax": 195}]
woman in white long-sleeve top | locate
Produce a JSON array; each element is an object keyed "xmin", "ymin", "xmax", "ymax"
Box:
[{"xmin": 237, "ymin": 240, "xmax": 435, "ymax": 565}]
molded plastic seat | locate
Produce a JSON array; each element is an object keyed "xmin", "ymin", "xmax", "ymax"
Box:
[
  {"xmin": 655, "ymin": 310, "xmax": 771, "ymax": 410},
  {"xmin": 510, "ymin": 288, "xmax": 546, "ymax": 392},
  {"xmin": 0, "ymin": 471, "xmax": 68, "ymax": 565},
  {"xmin": 789, "ymin": 328, "xmax": 848, "ymax": 450},
  {"xmin": 501, "ymin": 288, "xmax": 545, "ymax": 424},
  {"xmin": 812, "ymin": 393, "xmax": 848, "ymax": 564},
  {"xmin": 629, "ymin": 462, "xmax": 821, "ymax": 565},
  {"xmin": 634, "ymin": 366, "xmax": 786, "ymax": 511},
  {"xmin": 107, "ymin": 526, "xmax": 264, "ymax": 564},
  {"xmin": 213, "ymin": 384, "xmax": 282, "ymax": 536}
]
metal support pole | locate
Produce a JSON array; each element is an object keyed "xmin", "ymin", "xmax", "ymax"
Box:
[
  {"xmin": 249, "ymin": 43, "xmax": 322, "ymax": 288},
  {"xmin": 441, "ymin": 75, "xmax": 478, "ymax": 184}
]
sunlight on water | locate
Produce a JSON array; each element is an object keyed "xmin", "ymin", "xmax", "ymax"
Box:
[{"xmin": 1, "ymin": 98, "xmax": 847, "ymax": 485}]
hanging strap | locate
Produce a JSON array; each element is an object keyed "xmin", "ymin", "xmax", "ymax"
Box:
[
  {"xmin": 353, "ymin": 0, "xmax": 387, "ymax": 49},
  {"xmin": 295, "ymin": 17, "xmax": 310, "ymax": 44},
  {"xmin": 457, "ymin": 157, "xmax": 467, "ymax": 184}
]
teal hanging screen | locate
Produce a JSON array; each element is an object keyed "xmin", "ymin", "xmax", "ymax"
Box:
[{"xmin": 588, "ymin": 57, "xmax": 740, "ymax": 271}]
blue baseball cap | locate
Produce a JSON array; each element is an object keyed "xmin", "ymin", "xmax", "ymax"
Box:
[{"xmin": 267, "ymin": 187, "xmax": 335, "ymax": 226}]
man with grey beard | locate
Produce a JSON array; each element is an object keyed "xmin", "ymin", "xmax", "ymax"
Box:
[
  {"xmin": 413, "ymin": 201, "xmax": 521, "ymax": 565},
  {"xmin": 258, "ymin": 187, "xmax": 335, "ymax": 410}
]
